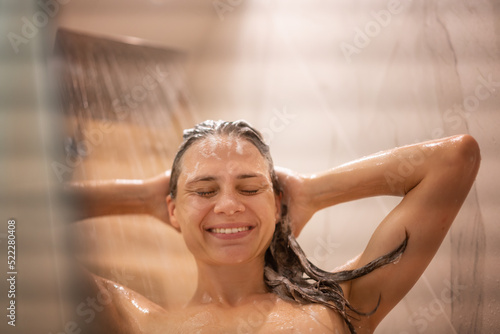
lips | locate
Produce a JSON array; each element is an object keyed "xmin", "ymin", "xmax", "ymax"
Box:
[
  {"xmin": 208, "ymin": 226, "xmax": 251, "ymax": 234},
  {"xmin": 204, "ymin": 223, "xmax": 255, "ymax": 239}
]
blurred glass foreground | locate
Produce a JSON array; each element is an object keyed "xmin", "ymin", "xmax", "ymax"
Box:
[{"xmin": 0, "ymin": 1, "xmax": 70, "ymax": 333}]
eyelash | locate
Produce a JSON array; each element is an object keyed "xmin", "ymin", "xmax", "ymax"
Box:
[
  {"xmin": 242, "ymin": 189, "xmax": 259, "ymax": 195},
  {"xmin": 197, "ymin": 191, "xmax": 216, "ymax": 197},
  {"xmin": 196, "ymin": 189, "xmax": 259, "ymax": 197}
]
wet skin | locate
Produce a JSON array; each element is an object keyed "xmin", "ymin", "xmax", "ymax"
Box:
[
  {"xmin": 97, "ymin": 276, "xmax": 349, "ymax": 333},
  {"xmin": 89, "ymin": 136, "xmax": 351, "ymax": 333},
  {"xmin": 75, "ymin": 134, "xmax": 480, "ymax": 334}
]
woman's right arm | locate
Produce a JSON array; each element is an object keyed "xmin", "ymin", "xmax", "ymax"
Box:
[{"xmin": 64, "ymin": 171, "xmax": 171, "ymax": 225}]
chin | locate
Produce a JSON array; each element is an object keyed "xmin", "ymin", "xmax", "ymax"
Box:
[{"xmin": 209, "ymin": 247, "xmax": 264, "ymax": 266}]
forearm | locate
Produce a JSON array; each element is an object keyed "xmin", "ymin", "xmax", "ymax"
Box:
[
  {"xmin": 65, "ymin": 178, "xmax": 157, "ymax": 220},
  {"xmin": 306, "ymin": 135, "xmax": 471, "ymax": 211}
]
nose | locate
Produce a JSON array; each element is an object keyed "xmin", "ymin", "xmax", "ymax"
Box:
[{"xmin": 213, "ymin": 190, "xmax": 245, "ymax": 215}]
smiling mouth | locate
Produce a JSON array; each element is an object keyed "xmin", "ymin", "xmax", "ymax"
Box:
[{"xmin": 207, "ymin": 226, "xmax": 253, "ymax": 234}]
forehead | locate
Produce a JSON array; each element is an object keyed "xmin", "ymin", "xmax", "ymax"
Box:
[{"xmin": 180, "ymin": 135, "xmax": 270, "ymax": 176}]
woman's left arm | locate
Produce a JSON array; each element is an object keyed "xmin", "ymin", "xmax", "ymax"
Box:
[{"xmin": 277, "ymin": 135, "xmax": 480, "ymax": 329}]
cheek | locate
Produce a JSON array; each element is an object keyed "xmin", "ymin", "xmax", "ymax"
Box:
[
  {"xmin": 182, "ymin": 195, "xmax": 212, "ymax": 213},
  {"xmin": 257, "ymin": 199, "xmax": 278, "ymax": 248},
  {"xmin": 176, "ymin": 198, "xmax": 211, "ymax": 230},
  {"xmin": 175, "ymin": 201, "xmax": 209, "ymax": 254},
  {"xmin": 252, "ymin": 193, "xmax": 279, "ymax": 223}
]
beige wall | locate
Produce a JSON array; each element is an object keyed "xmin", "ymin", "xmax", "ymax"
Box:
[{"xmin": 3, "ymin": 0, "xmax": 496, "ymax": 333}]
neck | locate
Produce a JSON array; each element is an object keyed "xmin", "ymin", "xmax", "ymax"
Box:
[{"xmin": 191, "ymin": 256, "xmax": 268, "ymax": 306}]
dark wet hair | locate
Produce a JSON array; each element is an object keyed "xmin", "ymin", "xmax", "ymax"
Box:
[
  {"xmin": 169, "ymin": 120, "xmax": 408, "ymax": 333},
  {"xmin": 169, "ymin": 119, "xmax": 280, "ymax": 199}
]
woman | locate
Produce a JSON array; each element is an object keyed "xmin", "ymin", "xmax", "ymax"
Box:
[{"xmin": 68, "ymin": 120, "xmax": 480, "ymax": 333}]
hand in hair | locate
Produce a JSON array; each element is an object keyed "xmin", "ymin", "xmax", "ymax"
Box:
[
  {"xmin": 143, "ymin": 170, "xmax": 172, "ymax": 226},
  {"xmin": 274, "ymin": 166, "xmax": 316, "ymax": 237}
]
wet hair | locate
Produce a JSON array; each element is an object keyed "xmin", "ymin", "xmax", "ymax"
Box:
[
  {"xmin": 169, "ymin": 119, "xmax": 280, "ymax": 199},
  {"xmin": 169, "ymin": 120, "xmax": 408, "ymax": 333}
]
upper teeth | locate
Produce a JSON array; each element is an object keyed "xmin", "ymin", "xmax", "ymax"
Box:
[{"xmin": 210, "ymin": 227, "xmax": 251, "ymax": 234}]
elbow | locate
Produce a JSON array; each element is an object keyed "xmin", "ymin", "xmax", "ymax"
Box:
[
  {"xmin": 455, "ymin": 134, "xmax": 481, "ymax": 166},
  {"xmin": 447, "ymin": 134, "xmax": 481, "ymax": 176}
]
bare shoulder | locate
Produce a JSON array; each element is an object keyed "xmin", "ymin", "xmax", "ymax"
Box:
[
  {"xmin": 95, "ymin": 274, "xmax": 166, "ymax": 312},
  {"xmin": 86, "ymin": 274, "xmax": 167, "ymax": 334}
]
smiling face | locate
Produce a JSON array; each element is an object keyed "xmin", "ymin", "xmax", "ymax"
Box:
[{"xmin": 167, "ymin": 135, "xmax": 281, "ymax": 266}]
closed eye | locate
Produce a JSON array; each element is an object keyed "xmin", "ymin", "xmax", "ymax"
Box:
[
  {"xmin": 241, "ymin": 189, "xmax": 259, "ymax": 195},
  {"xmin": 197, "ymin": 191, "xmax": 216, "ymax": 197}
]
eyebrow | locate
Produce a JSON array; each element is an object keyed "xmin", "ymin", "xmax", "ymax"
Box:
[
  {"xmin": 237, "ymin": 173, "xmax": 263, "ymax": 180},
  {"xmin": 185, "ymin": 173, "xmax": 265, "ymax": 186}
]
